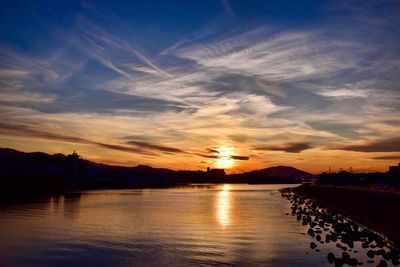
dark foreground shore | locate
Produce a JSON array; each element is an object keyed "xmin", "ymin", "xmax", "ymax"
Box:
[
  {"xmin": 293, "ymin": 184, "xmax": 400, "ymax": 243},
  {"xmin": 281, "ymin": 186, "xmax": 400, "ymax": 266}
]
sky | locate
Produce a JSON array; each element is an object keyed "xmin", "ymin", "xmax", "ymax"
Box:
[{"xmin": 0, "ymin": 0, "xmax": 399, "ymax": 173}]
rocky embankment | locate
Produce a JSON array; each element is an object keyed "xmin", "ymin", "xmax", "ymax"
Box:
[
  {"xmin": 293, "ymin": 184, "xmax": 400, "ymax": 241},
  {"xmin": 280, "ymin": 187, "xmax": 400, "ymax": 266}
]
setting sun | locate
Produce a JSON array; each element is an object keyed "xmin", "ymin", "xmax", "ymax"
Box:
[
  {"xmin": 215, "ymin": 146, "xmax": 235, "ymax": 169},
  {"xmin": 216, "ymin": 157, "xmax": 234, "ymax": 169}
]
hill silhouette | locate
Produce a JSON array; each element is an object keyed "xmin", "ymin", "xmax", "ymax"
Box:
[
  {"xmin": 1, "ymin": 147, "xmax": 398, "ymax": 195},
  {"xmin": 0, "ymin": 148, "xmax": 315, "ymax": 192},
  {"xmin": 254, "ymin": 166, "xmax": 315, "ymax": 180}
]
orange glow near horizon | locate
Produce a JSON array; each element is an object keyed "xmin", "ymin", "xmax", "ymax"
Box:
[{"xmin": 0, "ymin": 135, "xmax": 398, "ymax": 175}]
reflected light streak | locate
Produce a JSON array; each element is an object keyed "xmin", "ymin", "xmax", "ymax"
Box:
[{"xmin": 216, "ymin": 184, "xmax": 231, "ymax": 228}]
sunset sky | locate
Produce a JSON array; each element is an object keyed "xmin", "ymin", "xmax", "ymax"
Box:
[{"xmin": 0, "ymin": 0, "xmax": 399, "ymax": 173}]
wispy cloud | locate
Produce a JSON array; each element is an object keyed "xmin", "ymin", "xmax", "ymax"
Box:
[
  {"xmin": 0, "ymin": 122, "xmax": 152, "ymax": 155},
  {"xmin": 74, "ymin": 12, "xmax": 172, "ymax": 78},
  {"xmin": 126, "ymin": 140, "xmax": 185, "ymax": 154},
  {"xmin": 195, "ymin": 153, "xmax": 219, "ymax": 159},
  {"xmin": 173, "ymin": 29, "xmax": 362, "ymax": 82},
  {"xmin": 195, "ymin": 152, "xmax": 249, "ymax": 161},
  {"xmin": 230, "ymin": 155, "xmax": 249, "ymax": 160},
  {"xmin": 338, "ymin": 137, "xmax": 400, "ymax": 152},
  {"xmin": 221, "ymin": 0, "xmax": 234, "ymax": 17},
  {"xmin": 372, "ymin": 155, "xmax": 400, "ymax": 160},
  {"xmin": 255, "ymin": 142, "xmax": 312, "ymax": 153},
  {"xmin": 207, "ymin": 148, "xmax": 220, "ymax": 154},
  {"xmin": 317, "ymin": 88, "xmax": 368, "ymax": 98},
  {"xmin": 131, "ymin": 66, "xmax": 162, "ymax": 75}
]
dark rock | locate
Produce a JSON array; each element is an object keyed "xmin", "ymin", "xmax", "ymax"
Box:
[
  {"xmin": 307, "ymin": 228, "xmax": 315, "ymax": 237},
  {"xmin": 347, "ymin": 241, "xmax": 354, "ymax": 249},
  {"xmin": 347, "ymin": 258, "xmax": 358, "ymax": 266},
  {"xmin": 335, "ymin": 258, "xmax": 344, "ymax": 267},
  {"xmin": 383, "ymin": 252, "xmax": 391, "ymax": 261},
  {"xmin": 367, "ymin": 250, "xmax": 375, "ymax": 258},
  {"xmin": 327, "ymin": 252, "xmax": 335, "ymax": 263},
  {"xmin": 310, "ymin": 242, "xmax": 317, "ymax": 249}
]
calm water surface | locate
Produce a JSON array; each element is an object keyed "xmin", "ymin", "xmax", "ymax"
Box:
[{"xmin": 0, "ymin": 184, "xmax": 356, "ymax": 266}]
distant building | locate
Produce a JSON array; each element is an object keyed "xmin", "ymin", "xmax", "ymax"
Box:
[
  {"xmin": 65, "ymin": 151, "xmax": 83, "ymax": 182},
  {"xmin": 389, "ymin": 163, "xmax": 400, "ymax": 176},
  {"xmin": 207, "ymin": 168, "xmax": 225, "ymax": 176},
  {"xmin": 67, "ymin": 151, "xmax": 81, "ymax": 161}
]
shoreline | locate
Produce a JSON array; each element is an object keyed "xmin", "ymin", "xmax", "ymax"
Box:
[{"xmin": 293, "ymin": 184, "xmax": 400, "ymax": 244}]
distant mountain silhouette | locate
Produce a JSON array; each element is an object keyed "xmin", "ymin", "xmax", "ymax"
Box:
[
  {"xmin": 0, "ymin": 148, "xmax": 314, "ymax": 192},
  {"xmin": 253, "ymin": 166, "xmax": 315, "ymax": 180},
  {"xmin": 1, "ymin": 147, "xmax": 398, "ymax": 197},
  {"xmin": 0, "ymin": 148, "xmax": 174, "ymax": 188}
]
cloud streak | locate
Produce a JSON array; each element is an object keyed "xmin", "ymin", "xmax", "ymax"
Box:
[
  {"xmin": 338, "ymin": 138, "xmax": 400, "ymax": 152},
  {"xmin": 230, "ymin": 155, "xmax": 249, "ymax": 160},
  {"xmin": 126, "ymin": 140, "xmax": 185, "ymax": 154},
  {"xmin": 255, "ymin": 142, "xmax": 312, "ymax": 153},
  {"xmin": 221, "ymin": 0, "xmax": 234, "ymax": 16},
  {"xmin": 0, "ymin": 122, "xmax": 155, "ymax": 155},
  {"xmin": 373, "ymin": 155, "xmax": 400, "ymax": 160}
]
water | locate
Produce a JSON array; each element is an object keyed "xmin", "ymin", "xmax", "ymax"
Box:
[{"xmin": 0, "ymin": 184, "xmax": 370, "ymax": 266}]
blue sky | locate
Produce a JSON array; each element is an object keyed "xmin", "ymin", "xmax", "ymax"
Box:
[{"xmin": 0, "ymin": 0, "xmax": 399, "ymax": 172}]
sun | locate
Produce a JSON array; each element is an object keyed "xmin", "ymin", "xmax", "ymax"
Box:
[
  {"xmin": 216, "ymin": 157, "xmax": 234, "ymax": 169},
  {"xmin": 215, "ymin": 146, "xmax": 235, "ymax": 169}
]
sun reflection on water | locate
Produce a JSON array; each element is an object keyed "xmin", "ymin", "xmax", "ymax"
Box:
[{"xmin": 216, "ymin": 184, "xmax": 231, "ymax": 228}]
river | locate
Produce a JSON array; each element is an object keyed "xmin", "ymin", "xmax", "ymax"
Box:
[{"xmin": 0, "ymin": 184, "xmax": 386, "ymax": 266}]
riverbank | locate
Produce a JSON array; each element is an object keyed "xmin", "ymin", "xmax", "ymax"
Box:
[{"xmin": 293, "ymin": 184, "xmax": 400, "ymax": 243}]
